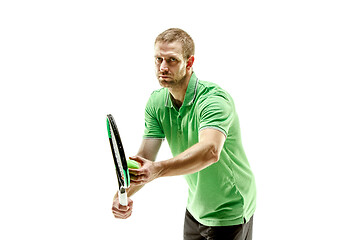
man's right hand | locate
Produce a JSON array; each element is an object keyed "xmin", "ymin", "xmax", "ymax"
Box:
[{"xmin": 112, "ymin": 191, "xmax": 133, "ymax": 219}]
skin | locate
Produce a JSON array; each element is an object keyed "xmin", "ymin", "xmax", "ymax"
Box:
[
  {"xmin": 112, "ymin": 41, "xmax": 226, "ymax": 219},
  {"xmin": 155, "ymin": 41, "xmax": 194, "ymax": 107}
]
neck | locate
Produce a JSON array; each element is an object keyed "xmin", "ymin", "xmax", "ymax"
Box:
[{"xmin": 168, "ymin": 71, "xmax": 192, "ymax": 108}]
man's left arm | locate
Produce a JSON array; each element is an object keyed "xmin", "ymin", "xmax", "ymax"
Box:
[{"xmin": 129, "ymin": 128, "xmax": 226, "ymax": 185}]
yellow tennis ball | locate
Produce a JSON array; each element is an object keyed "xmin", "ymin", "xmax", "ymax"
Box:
[{"xmin": 127, "ymin": 159, "xmax": 140, "ymax": 169}]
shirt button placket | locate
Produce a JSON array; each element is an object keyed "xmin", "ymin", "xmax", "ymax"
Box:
[{"xmin": 177, "ymin": 114, "xmax": 182, "ymax": 137}]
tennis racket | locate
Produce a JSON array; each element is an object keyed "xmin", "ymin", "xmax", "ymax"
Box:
[{"xmin": 106, "ymin": 114, "xmax": 130, "ymax": 206}]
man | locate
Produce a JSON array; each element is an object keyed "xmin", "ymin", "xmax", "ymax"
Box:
[{"xmin": 112, "ymin": 28, "xmax": 256, "ymax": 240}]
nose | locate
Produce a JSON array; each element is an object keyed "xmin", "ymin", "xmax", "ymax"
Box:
[{"xmin": 159, "ymin": 60, "xmax": 169, "ymax": 72}]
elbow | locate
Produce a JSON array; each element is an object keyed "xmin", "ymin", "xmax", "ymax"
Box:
[{"xmin": 207, "ymin": 143, "xmax": 221, "ymax": 164}]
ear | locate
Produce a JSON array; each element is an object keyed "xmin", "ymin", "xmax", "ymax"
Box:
[{"xmin": 186, "ymin": 56, "xmax": 195, "ymax": 69}]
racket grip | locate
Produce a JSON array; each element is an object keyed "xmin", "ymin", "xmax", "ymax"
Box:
[{"xmin": 119, "ymin": 187, "xmax": 128, "ymax": 206}]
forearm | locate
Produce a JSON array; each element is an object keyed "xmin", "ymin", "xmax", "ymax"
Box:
[
  {"xmin": 127, "ymin": 184, "xmax": 145, "ymax": 197},
  {"xmin": 130, "ymin": 129, "xmax": 225, "ymax": 186},
  {"xmin": 156, "ymin": 141, "xmax": 219, "ymax": 177},
  {"xmin": 127, "ymin": 138, "xmax": 162, "ymax": 196}
]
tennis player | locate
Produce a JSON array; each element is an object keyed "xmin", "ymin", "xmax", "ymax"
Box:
[{"xmin": 112, "ymin": 28, "xmax": 256, "ymax": 240}]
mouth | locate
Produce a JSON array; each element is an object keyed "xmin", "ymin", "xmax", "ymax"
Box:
[{"xmin": 159, "ymin": 75, "xmax": 171, "ymax": 80}]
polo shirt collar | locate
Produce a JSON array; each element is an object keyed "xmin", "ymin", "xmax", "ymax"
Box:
[{"xmin": 165, "ymin": 72, "xmax": 198, "ymax": 108}]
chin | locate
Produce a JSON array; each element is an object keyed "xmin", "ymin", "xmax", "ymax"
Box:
[
  {"xmin": 158, "ymin": 78, "xmax": 172, "ymax": 86},
  {"xmin": 159, "ymin": 81, "xmax": 171, "ymax": 88},
  {"xmin": 158, "ymin": 79, "xmax": 167, "ymax": 86}
]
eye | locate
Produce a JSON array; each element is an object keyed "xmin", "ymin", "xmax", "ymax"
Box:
[
  {"xmin": 155, "ymin": 57, "xmax": 163, "ymax": 63},
  {"xmin": 169, "ymin": 58, "xmax": 177, "ymax": 63}
]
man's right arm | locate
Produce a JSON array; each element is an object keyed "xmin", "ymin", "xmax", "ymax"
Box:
[
  {"xmin": 127, "ymin": 138, "xmax": 163, "ymax": 196},
  {"xmin": 112, "ymin": 138, "xmax": 162, "ymax": 219}
]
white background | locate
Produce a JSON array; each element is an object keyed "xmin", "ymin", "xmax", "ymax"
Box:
[{"xmin": 1, "ymin": 0, "xmax": 359, "ymax": 239}]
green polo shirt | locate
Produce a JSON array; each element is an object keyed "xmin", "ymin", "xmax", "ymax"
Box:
[{"xmin": 143, "ymin": 73, "xmax": 256, "ymax": 226}]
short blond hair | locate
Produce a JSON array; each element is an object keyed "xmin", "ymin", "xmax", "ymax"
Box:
[{"xmin": 155, "ymin": 28, "xmax": 195, "ymax": 59}]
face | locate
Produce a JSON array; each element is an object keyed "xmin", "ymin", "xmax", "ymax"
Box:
[{"xmin": 154, "ymin": 41, "xmax": 188, "ymax": 89}]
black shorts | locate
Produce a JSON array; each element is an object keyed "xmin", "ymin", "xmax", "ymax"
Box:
[{"xmin": 183, "ymin": 209, "xmax": 253, "ymax": 240}]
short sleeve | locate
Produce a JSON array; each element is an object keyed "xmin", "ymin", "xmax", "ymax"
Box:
[
  {"xmin": 198, "ymin": 94, "xmax": 233, "ymax": 137},
  {"xmin": 143, "ymin": 96, "xmax": 165, "ymax": 139}
]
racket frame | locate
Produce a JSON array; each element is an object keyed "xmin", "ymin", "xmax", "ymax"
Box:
[{"xmin": 107, "ymin": 114, "xmax": 130, "ymax": 205}]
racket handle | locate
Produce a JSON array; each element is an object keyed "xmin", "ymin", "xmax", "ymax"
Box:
[{"xmin": 119, "ymin": 187, "xmax": 128, "ymax": 206}]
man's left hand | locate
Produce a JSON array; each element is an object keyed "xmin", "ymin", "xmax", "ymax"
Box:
[{"xmin": 128, "ymin": 156, "xmax": 162, "ymax": 186}]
